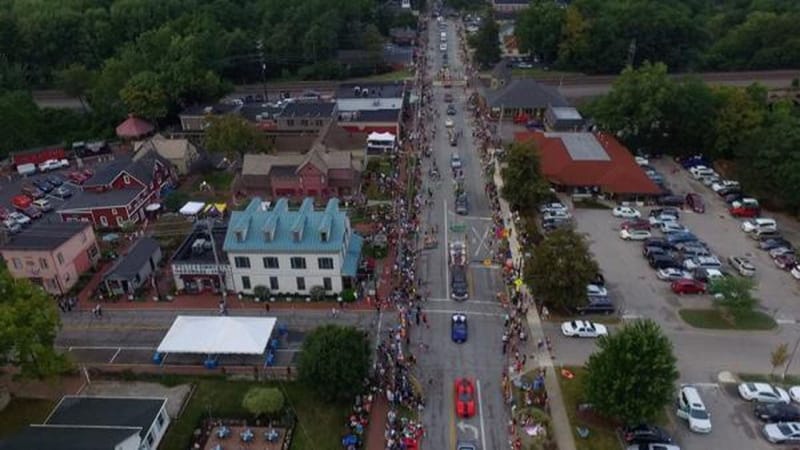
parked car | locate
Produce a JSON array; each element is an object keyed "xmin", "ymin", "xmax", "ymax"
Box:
[
  {"xmin": 612, "ymin": 206, "xmax": 641, "ymax": 218},
  {"xmin": 575, "ymin": 296, "xmax": 615, "ymax": 315},
  {"xmin": 730, "ymin": 205, "xmax": 759, "ymax": 218},
  {"xmin": 540, "ymin": 202, "xmax": 567, "ymax": 214},
  {"xmin": 754, "ymin": 402, "xmax": 800, "ymax": 422},
  {"xmin": 685, "ymin": 193, "xmax": 705, "ymax": 213},
  {"xmin": 676, "ymin": 384, "xmax": 712, "ymax": 433},
  {"xmin": 642, "ymin": 238, "xmax": 674, "ymax": 250},
  {"xmin": 656, "ymin": 267, "xmax": 691, "ymax": 281},
  {"xmin": 20, "ymin": 185, "xmax": 44, "ymax": 199},
  {"xmin": 31, "ymin": 178, "xmax": 53, "ymax": 193},
  {"xmin": 8, "ymin": 211, "xmax": 31, "ymax": 226},
  {"xmin": 649, "ymin": 207, "xmax": 680, "ymax": 219},
  {"xmin": 739, "ymin": 382, "xmax": 790, "ymax": 403},
  {"xmin": 683, "ymin": 256, "xmax": 722, "ymax": 271},
  {"xmin": 792, "ymin": 265, "xmax": 800, "ymax": 280},
  {"xmin": 680, "ymin": 155, "xmax": 710, "ymax": 169},
  {"xmin": 771, "ymin": 245, "xmax": 797, "ymax": 258},
  {"xmin": 712, "ymin": 180, "xmax": 740, "ymax": 192},
  {"xmin": 11, "ymin": 194, "xmax": 32, "ymax": 211},
  {"xmin": 763, "ymin": 422, "xmax": 800, "ymax": 444},
  {"xmin": 32, "ymin": 199, "xmax": 52, "ymax": 212},
  {"xmin": 2, "ymin": 219, "xmax": 21, "ymax": 234},
  {"xmin": 586, "ymin": 283, "xmax": 608, "ymax": 297},
  {"xmin": 68, "ymin": 171, "xmax": 89, "ymax": 184},
  {"xmin": 728, "ymin": 256, "xmax": 756, "ymax": 276},
  {"xmin": 53, "ymin": 186, "xmax": 72, "ymax": 198},
  {"xmin": 649, "ymin": 254, "xmax": 681, "ymax": 270},
  {"xmin": 620, "ymin": 229, "xmax": 652, "ymax": 241},
  {"xmin": 657, "ymin": 195, "xmax": 684, "ymax": 207},
  {"xmin": 451, "ymin": 314, "xmax": 468, "ymax": 343},
  {"xmin": 625, "ymin": 444, "xmax": 680, "ymax": 450},
  {"xmin": 675, "ymin": 242, "xmax": 711, "ymax": 258},
  {"xmin": 690, "ymin": 165, "xmax": 717, "ymax": 179},
  {"xmin": 22, "ymin": 205, "xmax": 42, "ymax": 219},
  {"xmin": 742, "ymin": 218, "xmax": 777, "ymax": 233},
  {"xmin": 561, "ymin": 320, "xmax": 608, "ymax": 338},
  {"xmin": 543, "ymin": 210, "xmax": 571, "ymax": 221},
  {"xmin": 648, "ymin": 215, "xmax": 678, "ymax": 228},
  {"xmin": 774, "ymin": 254, "xmax": 797, "ymax": 270},
  {"xmin": 622, "ymin": 424, "xmax": 673, "ymax": 445},
  {"xmin": 46, "ymin": 174, "xmax": 64, "ymax": 186},
  {"xmin": 760, "ymin": 238, "xmax": 793, "ymax": 251},
  {"xmin": 671, "ymin": 278, "xmax": 706, "ymax": 295},
  {"xmin": 692, "ymin": 268, "xmax": 726, "ymax": 283},
  {"xmin": 666, "ymin": 232, "xmax": 698, "ymax": 245},
  {"xmin": 621, "ymin": 219, "xmax": 651, "ymax": 231},
  {"xmin": 660, "ymin": 222, "xmax": 689, "ymax": 234},
  {"xmin": 38, "ymin": 158, "xmax": 68, "ymax": 172},
  {"xmin": 751, "ymin": 229, "xmax": 782, "ymax": 241}
]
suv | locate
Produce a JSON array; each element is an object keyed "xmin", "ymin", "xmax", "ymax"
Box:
[
  {"xmin": 754, "ymin": 402, "xmax": 800, "ymax": 422},
  {"xmin": 451, "ymin": 266, "xmax": 468, "ymax": 301},
  {"xmin": 575, "ymin": 296, "xmax": 615, "ymax": 315},
  {"xmin": 728, "ymin": 256, "xmax": 756, "ymax": 276},
  {"xmin": 649, "ymin": 207, "xmax": 680, "ymax": 219},
  {"xmin": 649, "ymin": 254, "xmax": 680, "ymax": 270},
  {"xmin": 676, "ymin": 384, "xmax": 712, "ymax": 433},
  {"xmin": 686, "ymin": 193, "xmax": 705, "ymax": 213},
  {"xmin": 751, "ymin": 229, "xmax": 782, "ymax": 241},
  {"xmin": 455, "ymin": 194, "xmax": 468, "ymax": 215},
  {"xmin": 742, "ymin": 217, "xmax": 777, "ymax": 233}
]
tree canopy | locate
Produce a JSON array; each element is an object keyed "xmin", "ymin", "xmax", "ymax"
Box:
[
  {"xmin": 204, "ymin": 115, "xmax": 271, "ymax": 160},
  {"xmin": 242, "ymin": 387, "xmax": 285, "ymax": 417},
  {"xmin": 297, "ymin": 325, "xmax": 371, "ymax": 402},
  {"xmin": 584, "ymin": 319, "xmax": 678, "ymax": 425},
  {"xmin": 523, "ymin": 228, "xmax": 598, "ymax": 313},
  {"xmin": 0, "ymin": 265, "xmax": 69, "ymax": 379},
  {"xmin": 500, "ymin": 140, "xmax": 551, "ymax": 213},
  {"xmin": 469, "ymin": 12, "xmax": 501, "ymax": 69}
]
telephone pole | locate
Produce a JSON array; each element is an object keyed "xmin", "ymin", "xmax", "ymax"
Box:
[{"xmin": 256, "ymin": 39, "xmax": 268, "ymax": 101}]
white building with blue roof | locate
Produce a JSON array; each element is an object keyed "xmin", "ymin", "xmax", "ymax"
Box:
[{"xmin": 223, "ymin": 197, "xmax": 363, "ymax": 295}]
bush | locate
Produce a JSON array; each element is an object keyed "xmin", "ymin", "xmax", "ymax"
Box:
[
  {"xmin": 340, "ymin": 289, "xmax": 357, "ymax": 303},
  {"xmin": 253, "ymin": 285, "xmax": 269, "ymax": 301},
  {"xmin": 242, "ymin": 387, "xmax": 285, "ymax": 418}
]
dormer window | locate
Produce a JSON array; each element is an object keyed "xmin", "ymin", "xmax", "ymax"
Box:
[
  {"xmin": 321, "ymin": 231, "xmax": 328, "ymax": 242},
  {"xmin": 293, "ymin": 230, "xmax": 301, "ymax": 242},
  {"xmin": 235, "ymin": 230, "xmax": 245, "ymax": 242},
  {"xmin": 123, "ymin": 175, "xmax": 131, "ymax": 184}
]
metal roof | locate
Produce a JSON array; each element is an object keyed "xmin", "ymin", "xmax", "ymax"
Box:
[
  {"xmin": 46, "ymin": 396, "xmax": 166, "ymax": 440},
  {"xmin": 103, "ymin": 237, "xmax": 160, "ymax": 280},
  {"xmin": 0, "ymin": 222, "xmax": 91, "ymax": 251}
]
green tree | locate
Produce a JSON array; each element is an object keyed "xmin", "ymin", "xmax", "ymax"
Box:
[
  {"xmin": 771, "ymin": 343, "xmax": 790, "ymax": 377},
  {"xmin": 204, "ymin": 115, "xmax": 270, "ymax": 160},
  {"xmin": 242, "ymin": 387, "xmax": 285, "ymax": 417},
  {"xmin": 523, "ymin": 228, "xmax": 598, "ymax": 313},
  {"xmin": 500, "ymin": 141, "xmax": 551, "ymax": 213},
  {"xmin": 0, "ymin": 91, "xmax": 44, "ymax": 158},
  {"xmin": 471, "ymin": 13, "xmax": 501, "ymax": 69},
  {"xmin": 515, "ymin": 1, "xmax": 565, "ymax": 63},
  {"xmin": 709, "ymin": 275, "xmax": 758, "ymax": 319},
  {"xmin": 55, "ymin": 63, "xmax": 97, "ymax": 112},
  {"xmin": 710, "ymin": 85, "xmax": 766, "ymax": 159},
  {"xmin": 298, "ymin": 325, "xmax": 370, "ymax": 402},
  {"xmin": 119, "ymin": 71, "xmax": 168, "ymax": 122},
  {"xmin": 584, "ymin": 319, "xmax": 678, "ymax": 424},
  {"xmin": 660, "ymin": 77, "xmax": 716, "ymax": 156},
  {"xmin": 0, "ymin": 265, "xmax": 69, "ymax": 379}
]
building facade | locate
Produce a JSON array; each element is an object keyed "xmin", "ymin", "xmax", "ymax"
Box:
[
  {"xmin": 223, "ymin": 197, "xmax": 363, "ymax": 295},
  {"xmin": 171, "ymin": 222, "xmax": 233, "ymax": 294}
]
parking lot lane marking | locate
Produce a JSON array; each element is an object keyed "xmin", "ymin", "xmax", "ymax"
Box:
[
  {"xmin": 688, "ymin": 382, "xmax": 719, "ymax": 388},
  {"xmin": 777, "ymin": 319, "xmax": 796, "ymax": 324},
  {"xmin": 109, "ymin": 348, "xmax": 122, "ymax": 364},
  {"xmin": 476, "ymin": 378, "xmax": 487, "ymax": 450},
  {"xmin": 425, "ymin": 309, "xmax": 504, "ymax": 318}
]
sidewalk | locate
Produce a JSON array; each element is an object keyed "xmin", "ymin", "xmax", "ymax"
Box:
[
  {"xmin": 494, "ymin": 166, "xmax": 578, "ymax": 450},
  {"xmin": 365, "ymin": 395, "xmax": 389, "ymax": 450}
]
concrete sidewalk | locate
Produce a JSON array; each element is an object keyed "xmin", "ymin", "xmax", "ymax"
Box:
[{"xmin": 494, "ymin": 166, "xmax": 578, "ymax": 450}]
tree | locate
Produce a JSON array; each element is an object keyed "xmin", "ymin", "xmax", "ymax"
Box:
[
  {"xmin": 523, "ymin": 228, "xmax": 598, "ymax": 313},
  {"xmin": 471, "ymin": 13, "xmax": 501, "ymax": 69},
  {"xmin": 119, "ymin": 71, "xmax": 168, "ymax": 122},
  {"xmin": 298, "ymin": 325, "xmax": 370, "ymax": 402},
  {"xmin": 242, "ymin": 387, "xmax": 285, "ymax": 417},
  {"xmin": 660, "ymin": 77, "xmax": 716, "ymax": 157},
  {"xmin": 55, "ymin": 63, "xmax": 96, "ymax": 112},
  {"xmin": 515, "ymin": 1, "xmax": 565, "ymax": 63},
  {"xmin": 709, "ymin": 276, "xmax": 758, "ymax": 320},
  {"xmin": 0, "ymin": 265, "xmax": 69, "ymax": 379},
  {"xmin": 500, "ymin": 141, "xmax": 551, "ymax": 213},
  {"xmin": 584, "ymin": 319, "xmax": 678, "ymax": 424},
  {"xmin": 204, "ymin": 115, "xmax": 270, "ymax": 160},
  {"xmin": 771, "ymin": 343, "xmax": 790, "ymax": 377},
  {"xmin": 0, "ymin": 91, "xmax": 44, "ymax": 159},
  {"xmin": 710, "ymin": 85, "xmax": 766, "ymax": 159}
]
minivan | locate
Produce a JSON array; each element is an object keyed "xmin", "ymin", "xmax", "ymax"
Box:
[
  {"xmin": 677, "ymin": 384, "xmax": 712, "ymax": 433},
  {"xmin": 685, "ymin": 193, "xmax": 705, "ymax": 213}
]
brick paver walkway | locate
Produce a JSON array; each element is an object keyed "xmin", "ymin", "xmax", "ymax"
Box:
[{"xmin": 365, "ymin": 395, "xmax": 389, "ymax": 450}]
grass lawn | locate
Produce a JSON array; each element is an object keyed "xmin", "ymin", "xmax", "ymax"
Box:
[
  {"xmin": 159, "ymin": 377, "xmax": 348, "ymax": 450},
  {"xmin": 194, "ymin": 171, "xmax": 235, "ymax": 192},
  {"xmin": 355, "ymin": 69, "xmax": 412, "ymax": 82},
  {"xmin": 679, "ymin": 308, "xmax": 777, "ymax": 330},
  {"xmin": 738, "ymin": 373, "xmax": 800, "ymax": 387},
  {"xmin": 557, "ymin": 366, "xmax": 621, "ymax": 450},
  {"xmin": 0, "ymin": 398, "xmax": 55, "ymax": 438}
]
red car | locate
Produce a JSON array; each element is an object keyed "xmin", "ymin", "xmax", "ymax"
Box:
[
  {"xmin": 68, "ymin": 171, "xmax": 89, "ymax": 184},
  {"xmin": 621, "ymin": 219, "xmax": 651, "ymax": 231},
  {"xmin": 730, "ymin": 206, "xmax": 759, "ymax": 218},
  {"xmin": 774, "ymin": 254, "xmax": 797, "ymax": 270},
  {"xmin": 671, "ymin": 279, "xmax": 706, "ymax": 295},
  {"xmin": 454, "ymin": 378, "xmax": 476, "ymax": 418},
  {"xmin": 11, "ymin": 195, "xmax": 32, "ymax": 211},
  {"xmin": 685, "ymin": 193, "xmax": 705, "ymax": 213}
]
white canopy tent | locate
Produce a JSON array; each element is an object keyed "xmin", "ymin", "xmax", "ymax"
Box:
[
  {"xmin": 157, "ymin": 316, "xmax": 277, "ymax": 355},
  {"xmin": 367, "ymin": 132, "xmax": 395, "ymax": 143},
  {"xmin": 179, "ymin": 201, "xmax": 206, "ymax": 216}
]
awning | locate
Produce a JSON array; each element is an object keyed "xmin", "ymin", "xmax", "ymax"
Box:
[
  {"xmin": 179, "ymin": 201, "xmax": 205, "ymax": 216},
  {"xmin": 367, "ymin": 132, "xmax": 395, "ymax": 141},
  {"xmin": 203, "ymin": 203, "xmax": 227, "ymax": 216},
  {"xmin": 157, "ymin": 316, "xmax": 277, "ymax": 355}
]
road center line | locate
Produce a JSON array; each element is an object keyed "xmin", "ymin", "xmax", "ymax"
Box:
[{"xmin": 476, "ymin": 378, "xmax": 488, "ymax": 450}]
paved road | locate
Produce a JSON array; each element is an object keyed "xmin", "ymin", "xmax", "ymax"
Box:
[{"xmin": 414, "ymin": 18, "xmax": 509, "ymax": 450}]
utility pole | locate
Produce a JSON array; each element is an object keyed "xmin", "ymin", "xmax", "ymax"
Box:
[
  {"xmin": 627, "ymin": 38, "xmax": 637, "ymax": 68},
  {"xmin": 206, "ymin": 219, "xmax": 227, "ymax": 304},
  {"xmin": 256, "ymin": 39, "xmax": 268, "ymax": 102},
  {"xmin": 784, "ymin": 331, "xmax": 800, "ymax": 379}
]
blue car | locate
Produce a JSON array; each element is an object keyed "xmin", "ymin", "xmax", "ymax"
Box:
[
  {"xmin": 451, "ymin": 314, "xmax": 468, "ymax": 343},
  {"xmin": 666, "ymin": 232, "xmax": 698, "ymax": 245}
]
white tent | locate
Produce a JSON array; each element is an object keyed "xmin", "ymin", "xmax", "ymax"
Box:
[
  {"xmin": 367, "ymin": 132, "xmax": 395, "ymax": 142},
  {"xmin": 179, "ymin": 201, "xmax": 205, "ymax": 216},
  {"xmin": 157, "ymin": 316, "xmax": 277, "ymax": 355}
]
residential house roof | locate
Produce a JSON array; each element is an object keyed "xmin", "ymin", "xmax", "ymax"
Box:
[
  {"xmin": 46, "ymin": 396, "xmax": 166, "ymax": 440},
  {"xmin": 172, "ymin": 223, "xmax": 229, "ymax": 264},
  {"xmin": 515, "ymin": 131, "xmax": 662, "ymax": 195},
  {"xmin": 389, "ymin": 27, "xmax": 417, "ymax": 42},
  {"xmin": 103, "ymin": 237, "xmax": 160, "ymax": 280},
  {"xmin": 340, "ymin": 109, "xmax": 402, "ymax": 123},
  {"xmin": 85, "ymin": 152, "xmax": 167, "ymax": 188},
  {"xmin": 180, "ymin": 102, "xmax": 242, "ymax": 117},
  {"xmin": 336, "ymin": 82, "xmax": 405, "ymax": 100},
  {"xmin": 0, "ymin": 425, "xmax": 140, "ymax": 450},
  {"xmin": 133, "ymin": 134, "xmax": 197, "ymax": 161},
  {"xmin": 322, "ymin": 124, "xmax": 371, "ymax": 151},
  {"xmin": 115, "ymin": 116, "xmax": 154, "ymax": 139},
  {"xmin": 383, "ymin": 45, "xmax": 414, "ymax": 66},
  {"xmin": 486, "ymin": 78, "xmax": 568, "ymax": 109},
  {"xmin": 0, "ymin": 222, "xmax": 91, "ymax": 251},
  {"xmin": 280, "ymin": 101, "xmax": 336, "ymax": 118},
  {"xmin": 242, "ymin": 146, "xmax": 360, "ymax": 177},
  {"xmin": 239, "ymin": 103, "xmax": 283, "ymax": 123},
  {"xmin": 223, "ymin": 197, "xmax": 356, "ymax": 254},
  {"xmin": 57, "ymin": 188, "xmax": 142, "ymax": 212}
]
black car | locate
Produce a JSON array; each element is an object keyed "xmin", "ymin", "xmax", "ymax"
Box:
[
  {"xmin": 451, "ymin": 266, "xmax": 469, "ymax": 301},
  {"xmin": 32, "ymin": 179, "xmax": 53, "ymax": 193},
  {"xmin": 642, "ymin": 237, "xmax": 674, "ymax": 251},
  {"xmin": 649, "ymin": 207, "xmax": 680, "ymax": 219},
  {"xmin": 622, "ymin": 424, "xmax": 673, "ymax": 445},
  {"xmin": 643, "ymin": 246, "xmax": 665, "ymax": 258},
  {"xmin": 760, "ymin": 238, "xmax": 793, "ymax": 251},
  {"xmin": 575, "ymin": 296, "xmax": 615, "ymax": 315},
  {"xmin": 656, "ymin": 195, "xmax": 684, "ymax": 207},
  {"xmin": 754, "ymin": 402, "xmax": 800, "ymax": 422},
  {"xmin": 724, "ymin": 192, "xmax": 744, "ymax": 204},
  {"xmin": 47, "ymin": 174, "xmax": 64, "ymax": 186},
  {"xmin": 447, "ymin": 104, "xmax": 456, "ymax": 115},
  {"xmin": 718, "ymin": 186, "xmax": 741, "ymax": 197},
  {"xmin": 649, "ymin": 254, "xmax": 680, "ymax": 270}
]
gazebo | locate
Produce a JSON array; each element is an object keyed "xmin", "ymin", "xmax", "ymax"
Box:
[{"xmin": 116, "ymin": 115, "xmax": 155, "ymax": 139}]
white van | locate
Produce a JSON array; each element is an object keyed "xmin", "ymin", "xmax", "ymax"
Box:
[
  {"xmin": 676, "ymin": 384, "xmax": 712, "ymax": 433},
  {"xmin": 440, "ymin": 31, "xmax": 447, "ymax": 42},
  {"xmin": 741, "ymin": 217, "xmax": 777, "ymax": 233}
]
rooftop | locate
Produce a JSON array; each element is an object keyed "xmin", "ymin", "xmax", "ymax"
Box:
[
  {"xmin": 84, "ymin": 152, "xmax": 167, "ymax": 187},
  {"xmin": 0, "ymin": 222, "xmax": 91, "ymax": 251},
  {"xmin": 239, "ymin": 103, "xmax": 283, "ymax": 123},
  {"xmin": 336, "ymin": 82, "xmax": 405, "ymax": 100},
  {"xmin": 180, "ymin": 102, "xmax": 242, "ymax": 117},
  {"xmin": 103, "ymin": 237, "xmax": 160, "ymax": 279},
  {"xmin": 242, "ymin": 146, "xmax": 358, "ymax": 177},
  {"xmin": 486, "ymin": 78, "xmax": 568, "ymax": 109},
  {"xmin": 46, "ymin": 396, "xmax": 166, "ymax": 440},
  {"xmin": 172, "ymin": 223, "xmax": 229, "ymax": 265},
  {"xmin": 58, "ymin": 188, "xmax": 142, "ymax": 212},
  {"xmin": 280, "ymin": 100, "xmax": 336, "ymax": 118},
  {"xmin": 339, "ymin": 109, "xmax": 402, "ymax": 122},
  {"xmin": 223, "ymin": 197, "xmax": 354, "ymax": 254},
  {"xmin": 550, "ymin": 106, "xmax": 583, "ymax": 121},
  {"xmin": 0, "ymin": 425, "xmax": 140, "ymax": 450}
]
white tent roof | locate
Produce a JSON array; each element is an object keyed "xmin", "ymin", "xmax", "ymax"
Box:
[
  {"xmin": 367, "ymin": 132, "xmax": 395, "ymax": 141},
  {"xmin": 157, "ymin": 316, "xmax": 277, "ymax": 355},
  {"xmin": 179, "ymin": 201, "xmax": 205, "ymax": 216}
]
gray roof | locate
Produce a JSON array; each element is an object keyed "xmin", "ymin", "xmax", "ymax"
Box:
[
  {"xmin": 336, "ymin": 82, "xmax": 405, "ymax": 100},
  {"xmin": 172, "ymin": 223, "xmax": 229, "ymax": 264},
  {"xmin": 85, "ymin": 153, "xmax": 167, "ymax": 188},
  {"xmin": 0, "ymin": 222, "xmax": 90, "ymax": 251},
  {"xmin": 46, "ymin": 396, "xmax": 166, "ymax": 440},
  {"xmin": 280, "ymin": 101, "xmax": 336, "ymax": 118},
  {"xmin": 58, "ymin": 188, "xmax": 142, "ymax": 211},
  {"xmin": 383, "ymin": 45, "xmax": 414, "ymax": 65},
  {"xmin": 0, "ymin": 425, "xmax": 140, "ymax": 450},
  {"xmin": 343, "ymin": 109, "xmax": 402, "ymax": 122},
  {"xmin": 486, "ymin": 78, "xmax": 568, "ymax": 109},
  {"xmin": 103, "ymin": 237, "xmax": 160, "ymax": 280},
  {"xmin": 180, "ymin": 102, "xmax": 241, "ymax": 116},
  {"xmin": 239, "ymin": 103, "xmax": 283, "ymax": 122}
]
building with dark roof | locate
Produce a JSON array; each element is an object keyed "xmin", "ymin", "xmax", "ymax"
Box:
[
  {"xmin": 515, "ymin": 131, "xmax": 662, "ymax": 198},
  {"xmin": 0, "ymin": 396, "xmax": 170, "ymax": 450},
  {"xmin": 544, "ymin": 105, "xmax": 585, "ymax": 131},
  {"xmin": 0, "ymin": 222, "xmax": 99, "ymax": 295},
  {"xmin": 485, "ymin": 78, "xmax": 569, "ymax": 120},
  {"xmin": 338, "ymin": 108, "xmax": 403, "ymax": 134},
  {"xmin": 389, "ymin": 27, "xmax": 417, "ymax": 46},
  {"xmin": 336, "ymin": 82, "xmax": 406, "ymax": 112},
  {"xmin": 492, "ymin": 0, "xmax": 529, "ymax": 13},
  {"xmin": 171, "ymin": 222, "xmax": 233, "ymax": 294},
  {"xmin": 103, "ymin": 237, "xmax": 162, "ymax": 296},
  {"xmin": 178, "ymin": 101, "xmax": 243, "ymax": 132}
]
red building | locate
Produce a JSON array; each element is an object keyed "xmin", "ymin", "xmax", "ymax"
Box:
[
  {"xmin": 58, "ymin": 152, "xmax": 176, "ymax": 228},
  {"xmin": 12, "ymin": 145, "xmax": 67, "ymax": 167}
]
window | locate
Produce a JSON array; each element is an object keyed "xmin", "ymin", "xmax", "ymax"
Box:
[
  {"xmin": 270, "ymin": 276, "xmax": 279, "ymax": 291},
  {"xmin": 323, "ymin": 277, "xmax": 332, "ymax": 290},
  {"xmin": 123, "ymin": 175, "xmax": 131, "ymax": 184},
  {"xmin": 318, "ymin": 257, "xmax": 334, "ymax": 269},
  {"xmin": 39, "ymin": 258, "xmax": 48, "ymax": 269},
  {"xmin": 286, "ymin": 119, "xmax": 295, "ymax": 127},
  {"xmin": 300, "ymin": 119, "xmax": 309, "ymax": 126},
  {"xmin": 116, "ymin": 217, "xmax": 124, "ymax": 226},
  {"xmin": 296, "ymin": 277, "xmax": 305, "ymax": 290},
  {"xmin": 241, "ymin": 276, "xmax": 251, "ymax": 290},
  {"xmin": 157, "ymin": 411, "xmax": 165, "ymax": 427},
  {"xmin": 263, "ymin": 257, "xmax": 279, "ymax": 269},
  {"xmin": 12, "ymin": 258, "xmax": 21, "ymax": 270},
  {"xmin": 234, "ymin": 256, "xmax": 251, "ymax": 268},
  {"xmin": 111, "ymin": 208, "xmax": 117, "ymax": 215},
  {"xmin": 290, "ymin": 257, "xmax": 306, "ymax": 269},
  {"xmin": 146, "ymin": 432, "xmax": 154, "ymax": 447},
  {"xmin": 99, "ymin": 216, "xmax": 108, "ymax": 227},
  {"xmin": 57, "ymin": 253, "xmax": 65, "ymax": 265},
  {"xmin": 315, "ymin": 120, "xmax": 323, "ymax": 126}
]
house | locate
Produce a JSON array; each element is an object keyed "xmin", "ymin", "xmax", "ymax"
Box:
[
  {"xmin": 58, "ymin": 153, "xmax": 176, "ymax": 228},
  {"xmin": 178, "ymin": 102, "xmax": 243, "ymax": 132},
  {"xmin": 133, "ymin": 134, "xmax": 200, "ymax": 175},
  {"xmin": 1, "ymin": 396, "xmax": 170, "ymax": 450},
  {"xmin": 0, "ymin": 222, "xmax": 99, "ymax": 295},
  {"xmin": 103, "ymin": 237, "xmax": 162, "ymax": 296},
  {"xmin": 515, "ymin": 131, "xmax": 662, "ymax": 198},
  {"xmin": 484, "ymin": 78, "xmax": 569, "ymax": 120},
  {"xmin": 171, "ymin": 222, "xmax": 233, "ymax": 294},
  {"xmin": 544, "ymin": 106, "xmax": 585, "ymax": 131},
  {"xmin": 389, "ymin": 27, "xmax": 417, "ymax": 46},
  {"xmin": 336, "ymin": 82, "xmax": 406, "ymax": 112},
  {"xmin": 241, "ymin": 145, "xmax": 362, "ymax": 199},
  {"xmin": 492, "ymin": 0, "xmax": 529, "ymax": 14},
  {"xmin": 223, "ymin": 197, "xmax": 363, "ymax": 295}
]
